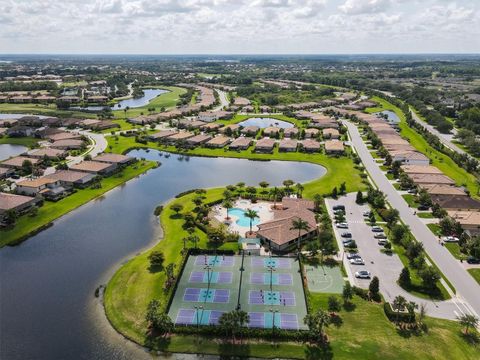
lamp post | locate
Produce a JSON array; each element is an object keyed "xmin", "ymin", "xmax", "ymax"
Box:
[
  {"xmin": 194, "ymin": 305, "xmax": 203, "ymax": 328},
  {"xmin": 269, "ymin": 309, "xmax": 279, "ymax": 332}
]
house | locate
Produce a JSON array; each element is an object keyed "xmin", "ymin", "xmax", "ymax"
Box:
[
  {"xmin": 390, "ymin": 151, "xmax": 430, "ymax": 166},
  {"xmin": 198, "ymin": 111, "xmax": 232, "ymax": 122},
  {"xmin": 420, "ymin": 184, "xmax": 466, "ymax": 197},
  {"xmin": 27, "ymin": 148, "xmax": 67, "ymax": 159},
  {"xmin": 0, "ymin": 127, "xmax": 7, "ymax": 136},
  {"xmin": 256, "ymin": 197, "xmax": 317, "ymax": 252},
  {"xmin": 234, "ymin": 97, "xmax": 251, "ymax": 106},
  {"xmin": 241, "ymin": 126, "xmax": 260, "ymax": 136},
  {"xmin": 50, "ymin": 139, "xmax": 85, "ymax": 150},
  {"xmin": 79, "ymin": 119, "xmax": 102, "ymax": 129},
  {"xmin": 90, "ymin": 120, "xmax": 119, "ymax": 131},
  {"xmin": 45, "ymin": 170, "xmax": 96, "ymax": 188},
  {"xmin": 1, "ymin": 156, "xmax": 40, "ymax": 170},
  {"xmin": 409, "ymin": 173, "xmax": 455, "ymax": 186},
  {"xmin": 69, "ymin": 161, "xmax": 117, "ymax": 175},
  {"xmin": 401, "ymin": 165, "xmax": 442, "ymax": 175},
  {"xmin": 432, "ymin": 196, "xmax": 480, "ymax": 212},
  {"xmin": 324, "ymin": 140, "xmax": 345, "ymax": 154},
  {"xmin": 93, "ymin": 153, "xmax": 135, "ymax": 166},
  {"xmin": 447, "ymin": 210, "xmax": 480, "ymax": 235},
  {"xmin": 149, "ymin": 130, "xmax": 178, "ymax": 141},
  {"xmin": 255, "ymin": 138, "xmax": 276, "ymax": 153},
  {"xmin": 283, "ymin": 128, "xmax": 299, "ymax": 138},
  {"xmin": 47, "ymin": 132, "xmax": 82, "ymax": 142},
  {"xmin": 0, "ymin": 192, "xmax": 40, "ymax": 220},
  {"xmin": 262, "ymin": 127, "xmax": 281, "ymax": 137},
  {"xmin": 177, "ymin": 119, "xmax": 206, "ymax": 130},
  {"xmin": 301, "ymin": 139, "xmax": 321, "ymax": 153},
  {"xmin": 205, "ymin": 136, "xmax": 231, "ymax": 148},
  {"xmin": 164, "ymin": 132, "xmax": 195, "ymax": 144},
  {"xmin": 322, "ymin": 128, "xmax": 340, "ymax": 139},
  {"xmin": 219, "ymin": 124, "xmax": 240, "ymax": 134},
  {"xmin": 200, "ymin": 123, "xmax": 223, "ymax": 132},
  {"xmin": 278, "ymin": 138, "xmax": 298, "ymax": 152},
  {"xmin": 304, "ymin": 128, "xmax": 320, "ymax": 138},
  {"xmin": 229, "ymin": 137, "xmax": 252, "ymax": 150},
  {"xmin": 16, "ymin": 177, "xmax": 67, "ymax": 201},
  {"xmin": 6, "ymin": 125, "xmax": 35, "ymax": 137},
  {"xmin": 186, "ymin": 134, "xmax": 212, "ymax": 146},
  {"xmin": 0, "ymin": 119, "xmax": 18, "ymax": 127},
  {"xmin": 35, "ymin": 126, "xmax": 63, "ymax": 139}
]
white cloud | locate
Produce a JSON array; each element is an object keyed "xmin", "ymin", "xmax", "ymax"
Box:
[{"xmin": 339, "ymin": 0, "xmax": 391, "ymax": 14}]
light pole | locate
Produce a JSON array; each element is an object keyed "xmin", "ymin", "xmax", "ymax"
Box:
[
  {"xmin": 194, "ymin": 305, "xmax": 203, "ymax": 328},
  {"xmin": 270, "ymin": 309, "xmax": 278, "ymax": 332},
  {"xmin": 267, "ymin": 265, "xmax": 275, "ymax": 295}
]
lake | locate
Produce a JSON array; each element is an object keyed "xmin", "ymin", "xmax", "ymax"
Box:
[
  {"xmin": 0, "ymin": 149, "xmax": 325, "ymax": 359},
  {"xmin": 71, "ymin": 88, "xmax": 169, "ymax": 111},
  {"xmin": 237, "ymin": 117, "xmax": 294, "ymax": 129},
  {"xmin": 376, "ymin": 110, "xmax": 400, "ymax": 124},
  {"xmin": 0, "ymin": 144, "xmax": 27, "ymax": 161}
]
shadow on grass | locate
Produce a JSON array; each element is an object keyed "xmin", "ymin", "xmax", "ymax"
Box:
[
  {"xmin": 144, "ymin": 333, "xmax": 171, "ymax": 351},
  {"xmin": 148, "ymin": 264, "xmax": 164, "ymax": 273},
  {"xmin": 304, "ymin": 342, "xmax": 334, "ymax": 360},
  {"xmin": 460, "ymin": 332, "xmax": 480, "ymax": 346},
  {"xmin": 400, "ymin": 282, "xmax": 447, "ymax": 301},
  {"xmin": 218, "ymin": 342, "xmax": 251, "ymax": 359},
  {"xmin": 169, "ymin": 214, "xmax": 183, "ymax": 219},
  {"xmin": 343, "ymin": 301, "xmax": 356, "ymax": 312}
]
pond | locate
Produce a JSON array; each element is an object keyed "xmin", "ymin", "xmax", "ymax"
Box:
[
  {"xmin": 0, "ymin": 144, "xmax": 27, "ymax": 161},
  {"xmin": 237, "ymin": 117, "xmax": 294, "ymax": 129},
  {"xmin": 0, "ymin": 149, "xmax": 325, "ymax": 360},
  {"xmin": 375, "ymin": 110, "xmax": 400, "ymax": 124},
  {"xmin": 71, "ymin": 88, "xmax": 169, "ymax": 111}
]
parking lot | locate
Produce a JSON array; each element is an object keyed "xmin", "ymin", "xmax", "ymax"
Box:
[{"xmin": 326, "ymin": 193, "xmax": 405, "ymax": 296}]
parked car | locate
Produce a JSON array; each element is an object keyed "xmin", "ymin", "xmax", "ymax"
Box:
[
  {"xmin": 377, "ymin": 239, "xmax": 388, "ymax": 246},
  {"xmin": 342, "ymin": 238, "xmax": 355, "ymax": 244},
  {"xmin": 341, "ymin": 232, "xmax": 352, "ymax": 238},
  {"xmin": 333, "ymin": 205, "xmax": 345, "ymax": 211},
  {"xmin": 11, "ymin": 174, "xmax": 20, "ymax": 180},
  {"xmin": 350, "ymin": 257, "xmax": 365, "ymax": 265},
  {"xmin": 417, "ymin": 205, "xmax": 430, "ymax": 211},
  {"xmin": 355, "ymin": 270, "xmax": 371, "ymax": 279},
  {"xmin": 374, "ymin": 233, "xmax": 387, "ymax": 239},
  {"xmin": 407, "ymin": 189, "xmax": 417, "ymax": 194},
  {"xmin": 336, "ymin": 222, "xmax": 348, "ymax": 229},
  {"xmin": 371, "ymin": 226, "xmax": 384, "ymax": 232},
  {"xmin": 343, "ymin": 240, "xmax": 356, "ymax": 248},
  {"xmin": 363, "ymin": 210, "xmax": 371, "ymax": 217},
  {"xmin": 442, "ymin": 236, "xmax": 459, "ymax": 243},
  {"xmin": 334, "ymin": 209, "xmax": 345, "ymax": 215},
  {"xmin": 467, "ymin": 257, "xmax": 480, "ymax": 264},
  {"xmin": 347, "ymin": 253, "xmax": 361, "ymax": 260}
]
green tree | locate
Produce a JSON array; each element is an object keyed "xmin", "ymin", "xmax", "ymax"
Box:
[
  {"xmin": 398, "ymin": 267, "xmax": 411, "ymax": 288},
  {"xmin": 270, "ymin": 186, "xmax": 280, "ymax": 209},
  {"xmin": 313, "ymin": 194, "xmax": 323, "ymax": 212},
  {"xmin": 283, "ymin": 179, "xmax": 294, "ymax": 194},
  {"xmin": 355, "ymin": 191, "xmax": 364, "ymax": 204},
  {"xmin": 418, "ymin": 265, "xmax": 440, "ymax": 291},
  {"xmin": 457, "ymin": 314, "xmax": 479, "ymax": 335},
  {"xmin": 290, "ymin": 218, "xmax": 311, "ymax": 257},
  {"xmin": 21, "ymin": 159, "xmax": 33, "ymax": 174},
  {"xmin": 259, "ymin": 181, "xmax": 269, "ymax": 193},
  {"xmin": 392, "ymin": 295, "xmax": 407, "ymax": 324},
  {"xmin": 295, "ymin": 183, "xmax": 304, "ymax": 197},
  {"xmin": 222, "ymin": 199, "xmax": 233, "ymax": 219},
  {"xmin": 148, "ymin": 251, "xmax": 165, "ymax": 268},
  {"xmin": 342, "ymin": 282, "xmax": 353, "ymax": 306},
  {"xmin": 331, "ymin": 187, "xmax": 338, "ymax": 199},
  {"xmin": 245, "ymin": 209, "xmax": 259, "ymax": 234},
  {"xmin": 339, "ymin": 182, "xmax": 346, "ymax": 195},
  {"xmin": 303, "ymin": 309, "xmax": 331, "ymax": 344},
  {"xmin": 145, "ymin": 299, "xmax": 173, "ymax": 337},
  {"xmin": 171, "ymin": 203, "xmax": 184, "ymax": 215},
  {"xmin": 369, "ymin": 276, "xmax": 380, "ymax": 300},
  {"xmin": 328, "ymin": 296, "xmax": 341, "ymax": 312}
]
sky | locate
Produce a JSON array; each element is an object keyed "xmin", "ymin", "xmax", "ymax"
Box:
[{"xmin": 0, "ymin": 0, "xmax": 479, "ymax": 54}]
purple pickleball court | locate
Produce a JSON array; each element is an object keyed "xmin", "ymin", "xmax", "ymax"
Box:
[
  {"xmin": 248, "ymin": 312, "xmax": 265, "ymax": 328},
  {"xmin": 278, "ymin": 273, "xmax": 293, "ymax": 285},
  {"xmin": 279, "ymin": 291, "xmax": 296, "ymax": 306},
  {"xmin": 280, "ymin": 313, "xmax": 299, "ymax": 329},
  {"xmin": 213, "ymin": 289, "xmax": 230, "ymax": 303},
  {"xmin": 217, "ymin": 272, "xmax": 233, "ymax": 284},
  {"xmin": 176, "ymin": 309, "xmax": 196, "ymax": 325},
  {"xmin": 189, "ymin": 271, "xmax": 205, "ymax": 283},
  {"xmin": 183, "ymin": 288, "xmax": 201, "ymax": 302}
]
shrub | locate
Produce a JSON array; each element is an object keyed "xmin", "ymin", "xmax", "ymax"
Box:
[{"xmin": 384, "ymin": 302, "xmax": 415, "ymax": 323}]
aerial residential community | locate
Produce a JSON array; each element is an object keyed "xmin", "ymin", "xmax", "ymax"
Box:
[{"xmin": 1, "ymin": 2, "xmax": 480, "ymax": 360}]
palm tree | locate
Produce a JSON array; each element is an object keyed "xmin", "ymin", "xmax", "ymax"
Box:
[
  {"xmin": 259, "ymin": 181, "xmax": 269, "ymax": 194},
  {"xmin": 393, "ymin": 295, "xmax": 407, "ymax": 324},
  {"xmin": 235, "ymin": 310, "xmax": 250, "ymax": 344},
  {"xmin": 188, "ymin": 234, "xmax": 199, "ymax": 249},
  {"xmin": 313, "ymin": 194, "xmax": 323, "ymax": 212},
  {"xmin": 290, "ymin": 218, "xmax": 311, "ymax": 257},
  {"xmin": 223, "ymin": 199, "xmax": 233, "ymax": 220},
  {"xmin": 270, "ymin": 186, "xmax": 279, "ymax": 209},
  {"xmin": 295, "ymin": 183, "xmax": 304, "ymax": 197},
  {"xmin": 457, "ymin": 313, "xmax": 479, "ymax": 335},
  {"xmin": 303, "ymin": 309, "xmax": 330, "ymax": 344},
  {"xmin": 244, "ymin": 209, "xmax": 258, "ymax": 235},
  {"xmin": 283, "ymin": 179, "xmax": 294, "ymax": 194}
]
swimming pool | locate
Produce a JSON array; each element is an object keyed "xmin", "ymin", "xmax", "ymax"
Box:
[{"xmin": 229, "ymin": 208, "xmax": 260, "ymax": 227}]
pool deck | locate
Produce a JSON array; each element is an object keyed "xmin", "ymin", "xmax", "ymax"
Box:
[{"xmin": 212, "ymin": 200, "xmax": 274, "ymax": 236}]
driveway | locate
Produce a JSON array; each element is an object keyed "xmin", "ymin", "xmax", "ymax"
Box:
[
  {"xmin": 344, "ymin": 120, "xmax": 480, "ymax": 319},
  {"xmin": 326, "ymin": 194, "xmax": 468, "ymax": 320}
]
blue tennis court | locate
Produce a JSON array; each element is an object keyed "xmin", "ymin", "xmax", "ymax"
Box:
[
  {"xmin": 249, "ymin": 290, "xmax": 296, "ymax": 306},
  {"xmin": 250, "ymin": 272, "xmax": 293, "ymax": 285},
  {"xmin": 189, "ymin": 271, "xmax": 233, "ymax": 284},
  {"xmin": 175, "ymin": 308, "xmax": 225, "ymax": 325},
  {"xmin": 194, "ymin": 255, "xmax": 235, "ymax": 267},
  {"xmin": 183, "ymin": 288, "xmax": 230, "ymax": 303},
  {"xmin": 251, "ymin": 257, "xmax": 291, "ymax": 269},
  {"xmin": 248, "ymin": 312, "xmax": 299, "ymax": 330}
]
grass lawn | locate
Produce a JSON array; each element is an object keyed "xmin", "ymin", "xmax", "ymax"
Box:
[
  {"xmin": 367, "ymin": 97, "xmax": 480, "ymax": 198},
  {"xmin": 417, "ymin": 212, "xmax": 435, "ymax": 219},
  {"xmin": 0, "ymin": 103, "xmax": 93, "ymax": 118},
  {"xmin": 468, "ymin": 268, "xmax": 480, "ymax": 285},
  {"xmin": 402, "ymin": 194, "xmax": 419, "ymax": 208},
  {"xmin": 104, "ymin": 193, "xmax": 478, "ymax": 359},
  {"xmin": 113, "ymin": 86, "xmax": 187, "ymax": 119},
  {"xmin": 0, "ymin": 160, "xmax": 157, "ymax": 247},
  {"xmin": 106, "ymin": 135, "xmax": 366, "ymax": 198},
  {"xmin": 427, "ymin": 223, "xmax": 442, "ymax": 236},
  {"xmin": 0, "ymin": 136, "xmax": 39, "ymax": 147},
  {"xmin": 444, "ymin": 243, "xmax": 468, "ymax": 261}
]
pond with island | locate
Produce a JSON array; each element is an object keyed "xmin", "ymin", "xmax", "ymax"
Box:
[
  {"xmin": 237, "ymin": 117, "xmax": 294, "ymax": 129},
  {"xmin": 0, "ymin": 149, "xmax": 326, "ymax": 359}
]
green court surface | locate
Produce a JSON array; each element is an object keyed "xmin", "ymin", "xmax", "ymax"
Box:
[
  {"xmin": 304, "ymin": 264, "xmax": 344, "ymax": 294},
  {"xmin": 167, "ymin": 254, "xmax": 308, "ymax": 330}
]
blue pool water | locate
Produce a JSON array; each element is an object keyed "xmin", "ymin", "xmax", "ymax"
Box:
[
  {"xmin": 230, "ymin": 207, "xmax": 260, "ymax": 227},
  {"xmin": 237, "ymin": 117, "xmax": 294, "ymax": 129}
]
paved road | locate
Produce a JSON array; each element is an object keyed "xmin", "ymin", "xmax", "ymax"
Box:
[
  {"xmin": 327, "ymin": 194, "xmax": 466, "ymax": 320},
  {"xmin": 344, "ymin": 120, "xmax": 480, "ymax": 319},
  {"xmin": 213, "ymin": 89, "xmax": 229, "ymax": 111},
  {"xmin": 409, "ymin": 108, "xmax": 472, "ymax": 159}
]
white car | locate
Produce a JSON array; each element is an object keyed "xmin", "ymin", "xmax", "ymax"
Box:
[
  {"xmin": 363, "ymin": 210, "xmax": 371, "ymax": 217},
  {"xmin": 371, "ymin": 226, "xmax": 383, "ymax": 232},
  {"xmin": 336, "ymin": 222, "xmax": 348, "ymax": 229},
  {"xmin": 355, "ymin": 270, "xmax": 371, "ymax": 279},
  {"xmin": 442, "ymin": 236, "xmax": 459, "ymax": 243},
  {"xmin": 349, "ymin": 258, "xmax": 365, "ymax": 265},
  {"xmin": 346, "ymin": 253, "xmax": 361, "ymax": 260}
]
